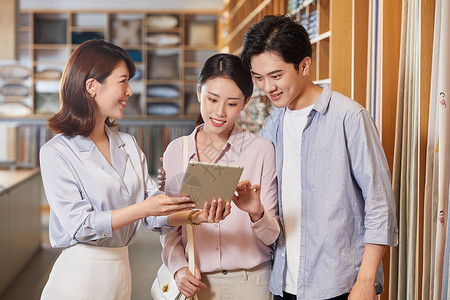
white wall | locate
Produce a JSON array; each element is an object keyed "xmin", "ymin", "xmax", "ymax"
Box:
[{"xmin": 20, "ymin": 0, "xmax": 223, "ymax": 11}]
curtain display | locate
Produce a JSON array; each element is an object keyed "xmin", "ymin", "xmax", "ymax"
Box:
[
  {"xmin": 422, "ymin": 0, "xmax": 441, "ymax": 297},
  {"xmin": 433, "ymin": 0, "xmax": 450, "ymax": 298},
  {"xmin": 366, "ymin": 0, "xmax": 379, "ymax": 123},
  {"xmin": 388, "ymin": 0, "xmax": 421, "ymax": 299}
]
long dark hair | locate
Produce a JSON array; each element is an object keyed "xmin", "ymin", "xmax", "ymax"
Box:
[
  {"xmin": 47, "ymin": 39, "xmax": 135, "ymax": 136},
  {"xmin": 241, "ymin": 15, "xmax": 312, "ymax": 71}
]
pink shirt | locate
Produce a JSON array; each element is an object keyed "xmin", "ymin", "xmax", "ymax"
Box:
[{"xmin": 162, "ymin": 124, "xmax": 280, "ymax": 275}]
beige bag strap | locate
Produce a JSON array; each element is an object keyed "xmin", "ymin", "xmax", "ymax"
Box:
[
  {"xmin": 183, "ymin": 136, "xmax": 199, "ymax": 300},
  {"xmin": 183, "ymin": 136, "xmax": 195, "ymax": 273}
]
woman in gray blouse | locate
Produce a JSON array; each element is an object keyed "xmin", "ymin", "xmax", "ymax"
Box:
[{"xmin": 39, "ymin": 39, "xmax": 194, "ymax": 300}]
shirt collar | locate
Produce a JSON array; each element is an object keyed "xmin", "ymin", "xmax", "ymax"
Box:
[
  {"xmin": 71, "ymin": 125, "xmax": 125, "ymax": 152},
  {"xmin": 312, "ymin": 83, "xmax": 333, "ymax": 116},
  {"xmin": 187, "ymin": 123, "xmax": 246, "ymax": 160}
]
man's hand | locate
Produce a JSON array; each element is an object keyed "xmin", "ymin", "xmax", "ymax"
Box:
[
  {"xmin": 174, "ymin": 267, "xmax": 207, "ymax": 298},
  {"xmin": 348, "ymin": 278, "xmax": 376, "ymax": 300},
  {"xmin": 349, "ymin": 243, "xmax": 386, "ymax": 300}
]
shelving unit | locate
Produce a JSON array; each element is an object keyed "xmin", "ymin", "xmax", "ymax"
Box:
[
  {"xmin": 217, "ymin": 0, "xmax": 288, "ymax": 134},
  {"xmin": 218, "ymin": 0, "xmax": 370, "ymax": 128},
  {"xmin": 289, "ymin": 0, "xmax": 370, "ymax": 103},
  {"xmin": 219, "ymin": 0, "xmax": 288, "ymax": 54},
  {"xmin": 289, "ymin": 0, "xmax": 331, "ymax": 84},
  {"xmin": 15, "ymin": 9, "xmax": 219, "ymax": 119}
]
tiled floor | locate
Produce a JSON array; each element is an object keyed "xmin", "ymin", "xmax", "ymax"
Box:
[{"xmin": 0, "ymin": 221, "xmax": 163, "ymax": 300}]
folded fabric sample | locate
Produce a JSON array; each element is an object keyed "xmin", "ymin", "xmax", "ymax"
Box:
[
  {"xmin": 185, "ymin": 93, "xmax": 200, "ymax": 115},
  {"xmin": 0, "ymin": 102, "xmax": 32, "ymax": 117},
  {"xmin": 147, "ymin": 15, "xmax": 179, "ymax": 28},
  {"xmin": 123, "ymin": 94, "xmax": 141, "ymax": 115},
  {"xmin": 146, "ymin": 102, "xmax": 179, "ymax": 115},
  {"xmin": 34, "ymin": 92, "xmax": 60, "ymax": 114},
  {"xmin": 132, "ymin": 68, "xmax": 142, "ymax": 80},
  {"xmin": 0, "ymin": 84, "xmax": 29, "ymax": 96},
  {"xmin": 147, "ymin": 85, "xmax": 180, "ymax": 98},
  {"xmin": 72, "ymin": 31, "xmax": 105, "ymax": 44},
  {"xmin": 35, "ymin": 69, "xmax": 62, "ymax": 80},
  {"xmin": 188, "ymin": 21, "xmax": 216, "ymax": 46},
  {"xmin": 146, "ymin": 34, "xmax": 180, "ymax": 46},
  {"xmin": 0, "ymin": 65, "xmax": 29, "ymax": 79},
  {"xmin": 147, "ymin": 54, "xmax": 179, "ymax": 80},
  {"xmin": 34, "ymin": 18, "xmax": 67, "ymax": 44},
  {"xmin": 112, "ymin": 19, "xmax": 142, "ymax": 45}
]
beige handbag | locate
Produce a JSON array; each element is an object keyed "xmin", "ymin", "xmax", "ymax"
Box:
[{"xmin": 151, "ymin": 136, "xmax": 199, "ymax": 300}]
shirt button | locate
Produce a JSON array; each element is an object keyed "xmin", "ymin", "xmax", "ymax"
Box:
[
  {"xmin": 222, "ymin": 270, "xmax": 228, "ymax": 275},
  {"xmin": 103, "ymin": 232, "xmax": 107, "ymax": 237}
]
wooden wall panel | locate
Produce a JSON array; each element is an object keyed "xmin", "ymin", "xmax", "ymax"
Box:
[
  {"xmin": 352, "ymin": 0, "xmax": 369, "ymax": 106},
  {"xmin": 381, "ymin": 1, "xmax": 402, "ymax": 172},
  {"xmin": 380, "ymin": 2, "xmax": 402, "ymax": 300},
  {"xmin": 330, "ymin": 0, "xmax": 352, "ymax": 98},
  {"xmin": 0, "ymin": 0, "xmax": 18, "ymax": 60}
]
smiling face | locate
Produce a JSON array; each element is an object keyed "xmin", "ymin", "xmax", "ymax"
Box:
[
  {"xmin": 89, "ymin": 60, "xmax": 132, "ymax": 121},
  {"xmin": 197, "ymin": 76, "xmax": 246, "ymax": 140},
  {"xmin": 250, "ymin": 51, "xmax": 311, "ymax": 110}
]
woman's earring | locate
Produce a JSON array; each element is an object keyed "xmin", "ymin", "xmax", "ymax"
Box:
[{"xmin": 90, "ymin": 92, "xmax": 96, "ymax": 98}]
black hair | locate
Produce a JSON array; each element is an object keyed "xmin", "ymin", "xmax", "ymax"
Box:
[
  {"xmin": 241, "ymin": 15, "xmax": 312, "ymax": 71},
  {"xmin": 198, "ymin": 53, "xmax": 253, "ymax": 102}
]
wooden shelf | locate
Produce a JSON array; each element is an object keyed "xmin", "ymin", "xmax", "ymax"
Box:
[
  {"xmin": 147, "ymin": 27, "xmax": 182, "ymax": 33},
  {"xmin": 310, "ymin": 30, "xmax": 331, "ymax": 44},
  {"xmin": 15, "ymin": 9, "xmax": 219, "ymax": 119},
  {"xmin": 32, "ymin": 61, "xmax": 66, "ymax": 66},
  {"xmin": 184, "ymin": 45, "xmax": 217, "ymax": 50},
  {"xmin": 219, "ymin": 0, "xmax": 288, "ymax": 55},
  {"xmin": 70, "ymin": 26, "xmax": 106, "ymax": 32},
  {"xmin": 32, "ymin": 44, "xmax": 68, "ymax": 50},
  {"xmin": 184, "ymin": 62, "xmax": 204, "ymax": 68},
  {"xmin": 145, "ymin": 79, "xmax": 184, "ymax": 84},
  {"xmin": 289, "ymin": 0, "xmax": 331, "ymax": 83},
  {"xmin": 147, "ymin": 98, "xmax": 181, "ymax": 103}
]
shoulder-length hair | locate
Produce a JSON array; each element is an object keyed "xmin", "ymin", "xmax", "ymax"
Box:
[{"xmin": 47, "ymin": 39, "xmax": 136, "ymax": 137}]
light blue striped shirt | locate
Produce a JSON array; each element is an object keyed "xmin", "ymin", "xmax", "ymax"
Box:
[{"xmin": 263, "ymin": 84, "xmax": 398, "ymax": 299}]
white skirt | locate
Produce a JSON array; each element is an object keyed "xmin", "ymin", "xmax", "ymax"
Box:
[{"xmin": 41, "ymin": 243, "xmax": 131, "ymax": 300}]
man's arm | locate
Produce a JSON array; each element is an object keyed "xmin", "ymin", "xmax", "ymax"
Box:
[{"xmin": 349, "ymin": 243, "xmax": 386, "ymax": 300}]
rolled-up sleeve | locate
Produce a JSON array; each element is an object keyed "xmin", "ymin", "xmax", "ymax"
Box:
[
  {"xmin": 250, "ymin": 142, "xmax": 280, "ymax": 245},
  {"xmin": 347, "ymin": 111, "xmax": 398, "ymax": 246},
  {"xmin": 144, "ymin": 215, "xmax": 169, "ymax": 231}
]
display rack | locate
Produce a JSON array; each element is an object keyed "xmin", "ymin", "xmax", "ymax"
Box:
[
  {"xmin": 219, "ymin": 0, "xmax": 288, "ymax": 54},
  {"xmin": 14, "ymin": 9, "xmax": 219, "ymax": 119}
]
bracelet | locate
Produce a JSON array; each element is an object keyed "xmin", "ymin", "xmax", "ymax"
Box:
[{"xmin": 187, "ymin": 209, "xmax": 201, "ymax": 226}]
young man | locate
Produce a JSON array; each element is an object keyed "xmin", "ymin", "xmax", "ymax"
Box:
[{"xmin": 241, "ymin": 15, "xmax": 398, "ymax": 300}]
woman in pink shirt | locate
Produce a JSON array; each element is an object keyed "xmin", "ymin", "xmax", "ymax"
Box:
[{"xmin": 160, "ymin": 53, "xmax": 280, "ymax": 300}]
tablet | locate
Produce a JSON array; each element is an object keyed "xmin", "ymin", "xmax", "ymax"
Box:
[{"xmin": 179, "ymin": 161, "xmax": 244, "ymax": 208}]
